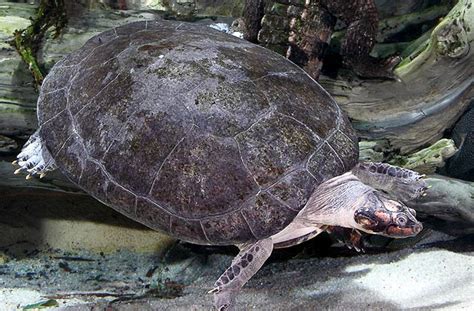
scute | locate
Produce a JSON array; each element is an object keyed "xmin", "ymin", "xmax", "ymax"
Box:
[
  {"xmin": 235, "ymin": 112, "xmax": 319, "ymax": 187},
  {"xmin": 267, "ymin": 170, "xmax": 317, "ymax": 211},
  {"xmin": 149, "ymin": 132, "xmax": 258, "ymax": 219},
  {"xmin": 241, "ymin": 192, "xmax": 298, "ymax": 239},
  {"xmin": 38, "ymin": 20, "xmax": 358, "ymax": 245}
]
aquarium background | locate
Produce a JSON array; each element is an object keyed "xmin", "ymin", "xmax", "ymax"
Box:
[{"xmin": 0, "ymin": 0, "xmax": 472, "ymax": 310}]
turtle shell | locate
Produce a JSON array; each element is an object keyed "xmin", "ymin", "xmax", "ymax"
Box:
[{"xmin": 38, "ymin": 20, "xmax": 358, "ymax": 245}]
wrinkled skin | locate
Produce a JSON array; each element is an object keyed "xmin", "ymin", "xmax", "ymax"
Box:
[
  {"xmin": 353, "ymin": 191, "xmax": 422, "ymax": 237},
  {"xmin": 243, "ymin": 0, "xmax": 400, "ymax": 79}
]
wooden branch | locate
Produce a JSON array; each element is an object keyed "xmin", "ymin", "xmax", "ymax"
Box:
[
  {"xmin": 389, "ymin": 138, "xmax": 458, "ymax": 174},
  {"xmin": 321, "ymin": 0, "xmax": 474, "ymax": 154},
  {"xmin": 407, "ymin": 174, "xmax": 474, "ymax": 235}
]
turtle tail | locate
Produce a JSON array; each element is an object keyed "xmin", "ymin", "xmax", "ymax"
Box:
[{"xmin": 13, "ymin": 130, "xmax": 57, "ymax": 179}]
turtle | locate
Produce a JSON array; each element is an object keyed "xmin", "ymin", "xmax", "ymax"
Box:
[
  {"xmin": 14, "ymin": 20, "xmax": 425, "ymax": 310},
  {"xmin": 242, "ymin": 0, "xmax": 401, "ymax": 79}
]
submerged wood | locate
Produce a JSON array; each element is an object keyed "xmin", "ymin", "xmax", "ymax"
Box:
[
  {"xmin": 0, "ymin": 3, "xmax": 163, "ymax": 138},
  {"xmin": 321, "ymin": 0, "xmax": 474, "ymax": 154},
  {"xmin": 389, "ymin": 138, "xmax": 458, "ymax": 174},
  {"xmin": 408, "ymin": 175, "xmax": 474, "ymax": 235}
]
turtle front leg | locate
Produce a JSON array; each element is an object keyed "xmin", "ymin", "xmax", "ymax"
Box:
[
  {"xmin": 325, "ymin": 226, "xmax": 365, "ymax": 252},
  {"xmin": 242, "ymin": 0, "xmax": 267, "ymax": 43},
  {"xmin": 210, "ymin": 238, "xmax": 273, "ymax": 311},
  {"xmin": 352, "ymin": 162, "xmax": 428, "ymax": 202},
  {"xmin": 321, "ymin": 0, "xmax": 401, "ymax": 79}
]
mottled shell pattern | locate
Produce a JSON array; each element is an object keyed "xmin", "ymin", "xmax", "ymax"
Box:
[{"xmin": 38, "ymin": 20, "xmax": 358, "ymax": 245}]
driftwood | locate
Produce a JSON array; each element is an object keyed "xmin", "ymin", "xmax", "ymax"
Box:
[
  {"xmin": 321, "ymin": 0, "xmax": 474, "ymax": 154},
  {"xmin": 408, "ymin": 175, "xmax": 474, "ymax": 235},
  {"xmin": 0, "ymin": 3, "xmax": 164, "ymax": 139}
]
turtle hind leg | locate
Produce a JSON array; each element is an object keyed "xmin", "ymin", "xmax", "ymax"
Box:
[
  {"xmin": 335, "ymin": 0, "xmax": 401, "ymax": 79},
  {"xmin": 210, "ymin": 238, "xmax": 273, "ymax": 311},
  {"xmin": 14, "ymin": 129, "xmax": 57, "ymax": 179}
]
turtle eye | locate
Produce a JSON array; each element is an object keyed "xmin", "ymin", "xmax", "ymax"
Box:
[{"xmin": 396, "ymin": 215, "xmax": 408, "ymax": 226}]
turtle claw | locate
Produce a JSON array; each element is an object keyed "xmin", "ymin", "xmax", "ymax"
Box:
[
  {"xmin": 12, "ymin": 160, "xmax": 18, "ymax": 165},
  {"xmin": 208, "ymin": 287, "xmax": 220, "ymax": 294},
  {"xmin": 327, "ymin": 227, "xmax": 365, "ymax": 252},
  {"xmin": 213, "ymin": 288, "xmax": 237, "ymax": 311}
]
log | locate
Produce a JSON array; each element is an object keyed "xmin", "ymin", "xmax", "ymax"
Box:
[
  {"xmin": 321, "ymin": 0, "xmax": 474, "ymax": 154},
  {"xmin": 389, "ymin": 138, "xmax": 458, "ymax": 174},
  {"xmin": 408, "ymin": 175, "xmax": 474, "ymax": 235}
]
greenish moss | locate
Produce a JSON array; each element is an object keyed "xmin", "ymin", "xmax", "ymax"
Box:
[
  {"xmin": 195, "ymin": 0, "xmax": 245, "ymax": 17},
  {"xmin": 8, "ymin": 0, "xmax": 68, "ymax": 89},
  {"xmin": 389, "ymin": 138, "xmax": 458, "ymax": 174},
  {"xmin": 23, "ymin": 299, "xmax": 59, "ymax": 310},
  {"xmin": 0, "ymin": 16, "xmax": 31, "ymax": 36},
  {"xmin": 267, "ymin": 3, "xmax": 289, "ymax": 16}
]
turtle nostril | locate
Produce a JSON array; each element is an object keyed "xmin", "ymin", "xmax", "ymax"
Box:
[{"xmin": 414, "ymin": 224, "xmax": 423, "ymax": 234}]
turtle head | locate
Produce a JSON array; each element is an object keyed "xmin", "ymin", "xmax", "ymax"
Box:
[{"xmin": 353, "ymin": 190, "xmax": 422, "ymax": 238}]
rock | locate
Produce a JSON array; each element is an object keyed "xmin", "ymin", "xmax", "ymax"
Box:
[{"xmin": 1, "ymin": 242, "xmax": 472, "ymax": 310}]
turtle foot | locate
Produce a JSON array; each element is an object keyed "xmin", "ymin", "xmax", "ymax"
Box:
[
  {"xmin": 327, "ymin": 227, "xmax": 365, "ymax": 252},
  {"xmin": 212, "ymin": 287, "xmax": 237, "ymax": 311},
  {"xmin": 14, "ymin": 130, "xmax": 57, "ymax": 179},
  {"xmin": 210, "ymin": 239, "xmax": 273, "ymax": 311}
]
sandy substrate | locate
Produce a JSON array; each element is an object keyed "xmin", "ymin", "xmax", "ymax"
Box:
[{"xmin": 0, "ymin": 234, "xmax": 472, "ymax": 311}]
